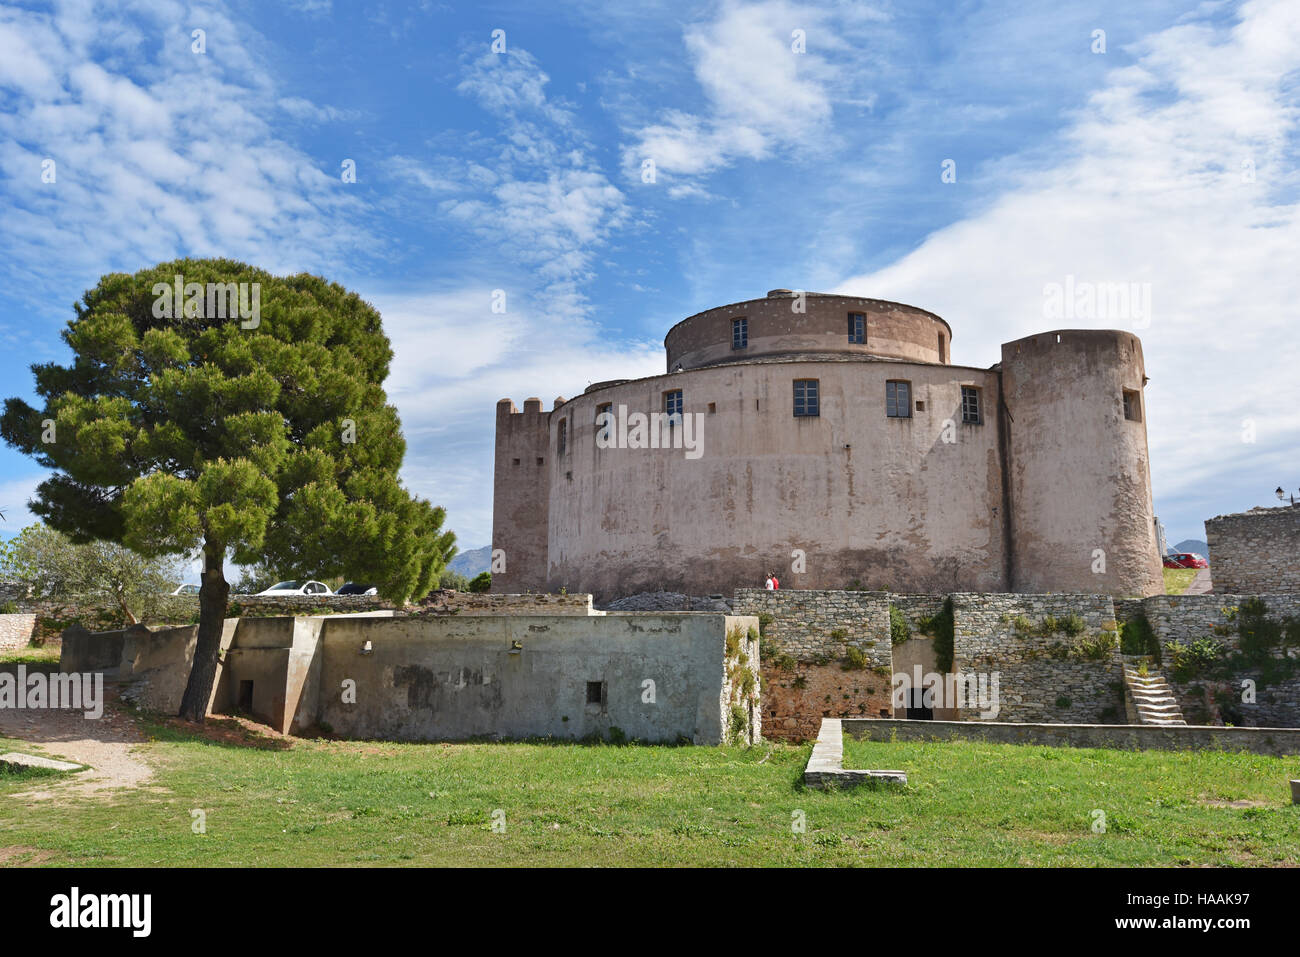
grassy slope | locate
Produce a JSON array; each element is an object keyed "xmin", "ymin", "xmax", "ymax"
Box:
[
  {"xmin": 1163, "ymin": 567, "xmax": 1199, "ymax": 595},
  {"xmin": 1, "ymin": 720, "xmax": 1297, "ymax": 867}
]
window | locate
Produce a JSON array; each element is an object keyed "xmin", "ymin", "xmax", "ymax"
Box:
[
  {"xmin": 961, "ymin": 386, "xmax": 982, "ymax": 424},
  {"xmin": 595, "ymin": 402, "xmax": 612, "ymax": 423},
  {"xmin": 886, "ymin": 380, "xmax": 911, "ymax": 418},
  {"xmin": 793, "ymin": 379, "xmax": 819, "ymax": 417},
  {"xmin": 586, "ymin": 681, "xmax": 607, "ymax": 709},
  {"xmin": 1123, "ymin": 389, "xmax": 1141, "ymax": 422},
  {"xmin": 557, "ymin": 418, "xmax": 567, "ymax": 455},
  {"xmin": 664, "ymin": 389, "xmax": 683, "ymax": 423},
  {"xmin": 595, "ymin": 403, "xmax": 612, "ymax": 446},
  {"xmin": 848, "ymin": 312, "xmax": 865, "ymax": 344},
  {"xmin": 938, "ymin": 333, "xmax": 947, "ymax": 363},
  {"xmin": 732, "ymin": 317, "xmax": 748, "ymax": 349}
]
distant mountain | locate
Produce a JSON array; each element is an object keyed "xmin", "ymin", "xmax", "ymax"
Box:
[
  {"xmin": 448, "ymin": 545, "xmax": 491, "ymax": 577},
  {"xmin": 1172, "ymin": 539, "xmax": 1209, "ymax": 558}
]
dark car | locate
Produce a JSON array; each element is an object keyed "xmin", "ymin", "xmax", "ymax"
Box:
[
  {"xmin": 336, "ymin": 582, "xmax": 378, "ymax": 595},
  {"xmin": 1163, "ymin": 552, "xmax": 1208, "ymax": 569}
]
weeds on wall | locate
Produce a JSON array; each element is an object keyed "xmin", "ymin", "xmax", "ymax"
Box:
[
  {"xmin": 1118, "ymin": 613, "xmax": 1161, "ymax": 664},
  {"xmin": 889, "ymin": 604, "xmax": 910, "ymax": 645},
  {"xmin": 914, "ymin": 597, "xmax": 954, "ymax": 673}
]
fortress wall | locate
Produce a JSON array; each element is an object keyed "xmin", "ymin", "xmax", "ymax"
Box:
[
  {"xmin": 491, "ymin": 398, "xmax": 552, "ymax": 593},
  {"xmin": 734, "ymin": 588, "xmax": 894, "ymax": 741},
  {"xmin": 665, "ymin": 294, "xmax": 950, "ymax": 371},
  {"xmin": 544, "ymin": 359, "xmax": 1007, "ymax": 601},
  {"xmin": 1001, "ymin": 330, "xmax": 1162, "ymax": 597},
  {"xmin": 1206, "ymin": 504, "xmax": 1300, "ymax": 593}
]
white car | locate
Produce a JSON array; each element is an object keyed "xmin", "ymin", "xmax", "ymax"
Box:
[
  {"xmin": 171, "ymin": 584, "xmax": 200, "ymax": 596},
  {"xmin": 255, "ymin": 580, "xmax": 333, "ymax": 597}
]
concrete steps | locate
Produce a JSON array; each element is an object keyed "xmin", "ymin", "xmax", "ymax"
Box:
[{"xmin": 1123, "ymin": 666, "xmax": 1187, "ymax": 726}]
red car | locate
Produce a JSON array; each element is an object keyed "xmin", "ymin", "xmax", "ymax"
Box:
[{"xmin": 1163, "ymin": 552, "xmax": 1208, "ymax": 569}]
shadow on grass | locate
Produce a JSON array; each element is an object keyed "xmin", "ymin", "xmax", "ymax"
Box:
[{"xmin": 140, "ymin": 713, "xmax": 295, "ymax": 751}]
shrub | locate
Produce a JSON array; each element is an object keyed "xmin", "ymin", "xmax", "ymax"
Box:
[
  {"xmin": 842, "ymin": 646, "xmax": 868, "ymax": 670},
  {"xmin": 468, "ymin": 572, "xmax": 491, "ymax": 593},
  {"xmin": 1168, "ymin": 637, "xmax": 1224, "ymax": 682},
  {"xmin": 889, "ymin": 604, "xmax": 910, "ymax": 645},
  {"xmin": 829, "ymin": 628, "xmax": 848, "ymax": 641},
  {"xmin": 1012, "ymin": 615, "xmax": 1033, "ymax": 635},
  {"xmin": 1055, "ymin": 695, "xmax": 1071, "ymax": 709},
  {"xmin": 1059, "ymin": 614, "xmax": 1086, "ymax": 637},
  {"xmin": 757, "ymin": 612, "xmax": 774, "ymax": 634},
  {"xmin": 1118, "ymin": 613, "xmax": 1160, "ymax": 663},
  {"xmin": 1072, "ymin": 631, "xmax": 1117, "ymax": 661}
]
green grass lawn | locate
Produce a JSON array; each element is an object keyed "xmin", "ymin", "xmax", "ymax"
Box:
[
  {"xmin": 0, "ymin": 645, "xmax": 61, "ymax": 666},
  {"xmin": 1163, "ymin": 566, "xmax": 1199, "ymax": 595},
  {"xmin": 2, "ymin": 718, "xmax": 1298, "ymax": 867}
]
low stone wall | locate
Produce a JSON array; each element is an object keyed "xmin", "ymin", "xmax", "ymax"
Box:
[
  {"xmin": 1143, "ymin": 594, "xmax": 1300, "ymax": 728},
  {"xmin": 1206, "ymin": 504, "xmax": 1300, "ymax": 593},
  {"xmin": 0, "ymin": 613, "xmax": 36, "ymax": 652},
  {"xmin": 416, "ymin": 591, "xmax": 596, "ymax": 616},
  {"xmin": 842, "ymin": 717, "xmax": 1300, "ymax": 757},
  {"xmin": 953, "ymin": 593, "xmax": 1124, "ymax": 724}
]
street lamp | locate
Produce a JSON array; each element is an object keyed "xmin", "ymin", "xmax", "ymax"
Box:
[{"xmin": 1278, "ymin": 487, "xmax": 1296, "ymax": 506}]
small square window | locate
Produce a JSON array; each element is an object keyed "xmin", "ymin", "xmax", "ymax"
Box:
[
  {"xmin": 915, "ymin": 400, "xmax": 926, "ymax": 412},
  {"xmin": 961, "ymin": 386, "xmax": 982, "ymax": 425},
  {"xmin": 793, "ymin": 379, "xmax": 819, "ymax": 417},
  {"xmin": 512, "ymin": 458, "xmax": 520, "ymax": 466},
  {"xmin": 848, "ymin": 312, "xmax": 865, "ymax": 344},
  {"xmin": 1123, "ymin": 389, "xmax": 1141, "ymax": 422},
  {"xmin": 536, "ymin": 457, "xmax": 544, "ymax": 466},
  {"xmin": 586, "ymin": 681, "xmax": 606, "ymax": 706},
  {"xmin": 886, "ymin": 380, "xmax": 911, "ymax": 418},
  {"xmin": 708, "ymin": 402, "xmax": 717, "ymax": 414},
  {"xmin": 732, "ymin": 317, "xmax": 748, "ymax": 349}
]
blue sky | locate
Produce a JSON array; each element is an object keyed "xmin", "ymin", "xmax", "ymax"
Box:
[{"xmin": 1, "ymin": 0, "xmax": 1298, "ymax": 569}]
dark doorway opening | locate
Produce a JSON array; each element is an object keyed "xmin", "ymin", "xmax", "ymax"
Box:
[
  {"xmin": 238, "ymin": 679, "xmax": 254, "ymax": 712},
  {"xmin": 906, "ymin": 686, "xmax": 933, "ymax": 720}
]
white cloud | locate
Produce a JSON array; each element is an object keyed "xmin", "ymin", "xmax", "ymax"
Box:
[
  {"xmin": 619, "ymin": 0, "xmax": 883, "ymax": 191},
  {"xmin": 832, "ymin": 0, "xmax": 1300, "ymax": 537}
]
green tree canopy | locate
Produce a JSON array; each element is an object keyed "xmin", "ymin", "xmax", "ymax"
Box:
[{"xmin": 1, "ymin": 258, "xmax": 455, "ymax": 719}]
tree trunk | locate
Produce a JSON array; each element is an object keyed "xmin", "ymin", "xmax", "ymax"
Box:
[{"xmin": 178, "ymin": 541, "xmax": 229, "ymax": 723}]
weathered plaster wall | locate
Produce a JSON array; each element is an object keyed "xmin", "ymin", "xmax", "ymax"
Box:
[
  {"xmin": 1000, "ymin": 330, "xmax": 1162, "ymax": 597},
  {"xmin": 491, "ymin": 397, "xmax": 554, "ymax": 593},
  {"xmin": 541, "ymin": 358, "xmax": 1007, "ymax": 600},
  {"xmin": 1206, "ymin": 505, "xmax": 1300, "ymax": 593},
  {"xmin": 316, "ymin": 613, "xmax": 757, "ymax": 744}
]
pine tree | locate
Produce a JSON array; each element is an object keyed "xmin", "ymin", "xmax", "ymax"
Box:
[{"xmin": 2, "ymin": 258, "xmax": 455, "ymax": 721}]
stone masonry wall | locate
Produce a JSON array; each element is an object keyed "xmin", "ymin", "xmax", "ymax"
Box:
[
  {"xmin": 734, "ymin": 589, "xmax": 892, "ymax": 741},
  {"xmin": 1206, "ymin": 504, "xmax": 1300, "ymax": 593},
  {"xmin": 952, "ymin": 593, "xmax": 1125, "ymax": 724},
  {"xmin": 1143, "ymin": 594, "xmax": 1300, "ymax": 728},
  {"xmin": 0, "ymin": 614, "xmax": 37, "ymax": 651}
]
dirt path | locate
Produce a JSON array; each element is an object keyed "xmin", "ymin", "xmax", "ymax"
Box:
[
  {"xmin": 0, "ymin": 683, "xmax": 155, "ymax": 801},
  {"xmin": 1185, "ymin": 567, "xmax": 1213, "ymax": 595}
]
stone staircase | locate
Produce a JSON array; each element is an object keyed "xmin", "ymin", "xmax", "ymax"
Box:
[{"xmin": 1123, "ymin": 664, "xmax": 1187, "ymax": 726}]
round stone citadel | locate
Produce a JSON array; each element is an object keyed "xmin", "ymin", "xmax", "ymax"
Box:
[{"xmin": 493, "ymin": 290, "xmax": 1162, "ymax": 601}]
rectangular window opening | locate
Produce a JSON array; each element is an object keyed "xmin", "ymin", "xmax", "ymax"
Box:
[
  {"xmin": 961, "ymin": 386, "xmax": 982, "ymax": 425},
  {"xmin": 793, "ymin": 379, "xmax": 819, "ymax": 417},
  {"xmin": 586, "ymin": 681, "xmax": 606, "ymax": 707},
  {"xmin": 848, "ymin": 312, "xmax": 865, "ymax": 344},
  {"xmin": 1123, "ymin": 389, "xmax": 1141, "ymax": 422},
  {"xmin": 732, "ymin": 317, "xmax": 748, "ymax": 349},
  {"xmin": 557, "ymin": 418, "xmax": 568, "ymax": 455},
  {"xmin": 664, "ymin": 389, "xmax": 683, "ymax": 425},
  {"xmin": 886, "ymin": 380, "xmax": 912, "ymax": 418}
]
